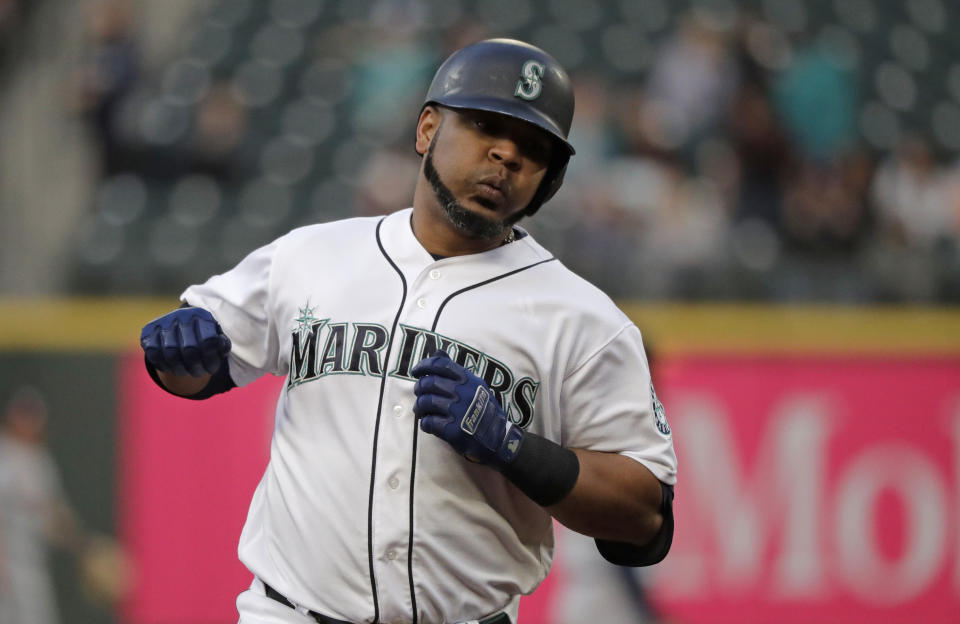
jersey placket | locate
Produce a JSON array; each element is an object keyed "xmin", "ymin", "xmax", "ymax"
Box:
[{"xmin": 371, "ymin": 265, "xmax": 444, "ymax": 624}]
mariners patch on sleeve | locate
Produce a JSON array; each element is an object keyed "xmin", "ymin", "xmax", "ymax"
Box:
[{"xmin": 651, "ymin": 381, "xmax": 670, "ymax": 436}]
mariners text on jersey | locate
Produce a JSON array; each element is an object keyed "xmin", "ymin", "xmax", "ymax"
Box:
[{"xmin": 289, "ymin": 318, "xmax": 540, "ymax": 428}]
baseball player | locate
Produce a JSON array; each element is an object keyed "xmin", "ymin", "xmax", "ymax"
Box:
[
  {"xmin": 0, "ymin": 388, "xmax": 78, "ymax": 624},
  {"xmin": 140, "ymin": 39, "xmax": 677, "ymax": 624}
]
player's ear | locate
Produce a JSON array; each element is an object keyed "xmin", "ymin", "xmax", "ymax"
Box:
[{"xmin": 415, "ymin": 106, "xmax": 442, "ymax": 156}]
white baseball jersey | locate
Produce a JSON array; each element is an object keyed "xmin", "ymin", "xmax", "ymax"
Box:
[{"xmin": 182, "ymin": 207, "xmax": 677, "ymax": 624}]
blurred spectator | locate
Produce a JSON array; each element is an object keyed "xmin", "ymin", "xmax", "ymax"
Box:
[
  {"xmin": 1, "ymin": 0, "xmax": 44, "ymax": 78},
  {"xmin": 0, "ymin": 0, "xmax": 20, "ymax": 62},
  {"xmin": 782, "ymin": 150, "xmax": 873, "ymax": 252},
  {"xmin": 370, "ymin": 0, "xmax": 428, "ymax": 35},
  {"xmin": 565, "ymin": 75, "xmax": 617, "ymax": 179},
  {"xmin": 354, "ymin": 147, "xmax": 420, "ymax": 216},
  {"xmin": 348, "ymin": 29, "xmax": 436, "ymax": 145},
  {"xmin": 182, "ymin": 81, "xmax": 254, "ymax": 183},
  {"xmin": 872, "ymin": 135, "xmax": 957, "ymax": 250},
  {"xmin": 865, "ymin": 135, "xmax": 960, "ymax": 300},
  {"xmin": 440, "ymin": 20, "xmax": 489, "ymax": 56},
  {"xmin": 571, "ymin": 182, "xmax": 648, "ymax": 297},
  {"xmin": 70, "ymin": 0, "xmax": 140, "ymax": 177},
  {"xmin": 0, "ymin": 0, "xmax": 16, "ymax": 32},
  {"xmin": 727, "ymin": 19, "xmax": 795, "ymax": 232},
  {"xmin": 587, "ymin": 154, "xmax": 728, "ymax": 298},
  {"xmin": 773, "ymin": 45, "xmax": 857, "ymax": 164},
  {"xmin": 0, "ymin": 387, "xmax": 79, "ymax": 624},
  {"xmin": 640, "ymin": 8, "xmax": 739, "ymax": 161}
]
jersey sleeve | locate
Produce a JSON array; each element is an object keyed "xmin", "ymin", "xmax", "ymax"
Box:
[
  {"xmin": 180, "ymin": 238, "xmax": 283, "ymax": 387},
  {"xmin": 558, "ymin": 324, "xmax": 677, "ymax": 485}
]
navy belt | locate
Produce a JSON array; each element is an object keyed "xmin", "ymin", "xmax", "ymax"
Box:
[
  {"xmin": 263, "ymin": 583, "xmax": 511, "ymax": 624},
  {"xmin": 264, "ymin": 583, "xmax": 351, "ymax": 624}
]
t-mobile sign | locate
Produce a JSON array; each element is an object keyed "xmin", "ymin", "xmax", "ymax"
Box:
[{"xmin": 647, "ymin": 356, "xmax": 960, "ymax": 623}]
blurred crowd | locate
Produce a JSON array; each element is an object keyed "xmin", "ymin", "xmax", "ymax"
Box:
[
  {"xmin": 544, "ymin": 6, "xmax": 960, "ymax": 301},
  {"xmin": 5, "ymin": 0, "xmax": 960, "ymax": 301}
]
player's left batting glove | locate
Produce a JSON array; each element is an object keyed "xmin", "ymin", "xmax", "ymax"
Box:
[
  {"xmin": 140, "ymin": 306, "xmax": 231, "ymax": 377},
  {"xmin": 412, "ymin": 350, "xmax": 524, "ymax": 469}
]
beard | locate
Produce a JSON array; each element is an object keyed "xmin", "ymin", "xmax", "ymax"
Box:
[{"xmin": 423, "ymin": 132, "xmax": 522, "ymax": 241}]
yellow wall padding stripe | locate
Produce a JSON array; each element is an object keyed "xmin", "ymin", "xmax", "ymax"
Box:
[
  {"xmin": 621, "ymin": 303, "xmax": 960, "ymax": 356},
  {"xmin": 1, "ymin": 298, "xmax": 959, "ymax": 355},
  {"xmin": 0, "ymin": 298, "xmax": 180, "ymax": 352}
]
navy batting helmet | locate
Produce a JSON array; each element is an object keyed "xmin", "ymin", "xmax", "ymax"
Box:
[{"xmin": 422, "ymin": 38, "xmax": 575, "ymax": 216}]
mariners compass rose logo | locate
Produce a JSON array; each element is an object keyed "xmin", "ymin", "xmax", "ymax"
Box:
[{"xmin": 294, "ymin": 301, "xmax": 319, "ymax": 342}]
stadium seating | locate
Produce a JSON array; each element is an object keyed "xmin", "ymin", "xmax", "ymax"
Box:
[{"xmin": 69, "ymin": 0, "xmax": 960, "ymax": 301}]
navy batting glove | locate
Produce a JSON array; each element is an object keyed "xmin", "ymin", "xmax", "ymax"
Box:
[
  {"xmin": 140, "ymin": 307, "xmax": 231, "ymax": 377},
  {"xmin": 411, "ymin": 349, "xmax": 524, "ymax": 469}
]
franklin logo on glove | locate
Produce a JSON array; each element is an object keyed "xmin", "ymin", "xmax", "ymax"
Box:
[
  {"xmin": 462, "ymin": 387, "xmax": 489, "ymax": 435},
  {"xmin": 412, "ymin": 349, "xmax": 524, "ymax": 470}
]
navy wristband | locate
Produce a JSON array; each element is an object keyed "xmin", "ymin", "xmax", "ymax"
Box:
[{"xmin": 501, "ymin": 432, "xmax": 580, "ymax": 507}]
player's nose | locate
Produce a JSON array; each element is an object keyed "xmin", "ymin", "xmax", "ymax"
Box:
[{"xmin": 488, "ymin": 138, "xmax": 522, "ymax": 173}]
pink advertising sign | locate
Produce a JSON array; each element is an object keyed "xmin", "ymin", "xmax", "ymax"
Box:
[
  {"xmin": 645, "ymin": 356, "xmax": 960, "ymax": 623},
  {"xmin": 118, "ymin": 356, "xmax": 281, "ymax": 623},
  {"xmin": 117, "ymin": 354, "xmax": 960, "ymax": 623}
]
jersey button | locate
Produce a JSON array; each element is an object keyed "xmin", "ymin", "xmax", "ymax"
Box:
[
  {"xmin": 385, "ymin": 549, "xmax": 397, "ymax": 561},
  {"xmin": 416, "ymin": 297, "xmax": 427, "ymax": 308},
  {"xmin": 429, "ymin": 269, "xmax": 441, "ymax": 280},
  {"xmin": 393, "ymin": 404, "xmax": 404, "ymax": 417},
  {"xmin": 388, "ymin": 477, "xmax": 399, "ymax": 489}
]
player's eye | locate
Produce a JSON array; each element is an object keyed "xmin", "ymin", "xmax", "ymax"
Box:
[
  {"xmin": 522, "ymin": 140, "xmax": 551, "ymax": 166},
  {"xmin": 473, "ymin": 117, "xmax": 495, "ymax": 133}
]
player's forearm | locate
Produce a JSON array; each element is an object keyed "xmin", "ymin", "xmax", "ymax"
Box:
[
  {"xmin": 156, "ymin": 370, "xmax": 213, "ymax": 396},
  {"xmin": 547, "ymin": 449, "xmax": 664, "ymax": 544}
]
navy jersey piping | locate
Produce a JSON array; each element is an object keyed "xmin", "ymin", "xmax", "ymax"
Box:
[
  {"xmin": 399, "ymin": 255, "xmax": 557, "ymax": 623},
  {"xmin": 430, "ymin": 257, "xmax": 557, "ymax": 332},
  {"xmin": 406, "ymin": 387, "xmax": 421, "ymax": 621},
  {"xmin": 370, "ymin": 217, "xmax": 407, "ymax": 623}
]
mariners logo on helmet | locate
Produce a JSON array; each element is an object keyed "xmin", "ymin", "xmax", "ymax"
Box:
[{"xmin": 514, "ymin": 60, "xmax": 545, "ymax": 101}]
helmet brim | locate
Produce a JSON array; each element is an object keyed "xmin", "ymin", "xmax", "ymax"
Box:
[{"xmin": 426, "ymin": 97, "xmax": 576, "ymax": 156}]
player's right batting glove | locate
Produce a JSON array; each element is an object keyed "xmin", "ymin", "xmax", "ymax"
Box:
[
  {"xmin": 412, "ymin": 349, "xmax": 524, "ymax": 470},
  {"xmin": 140, "ymin": 307, "xmax": 231, "ymax": 377}
]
